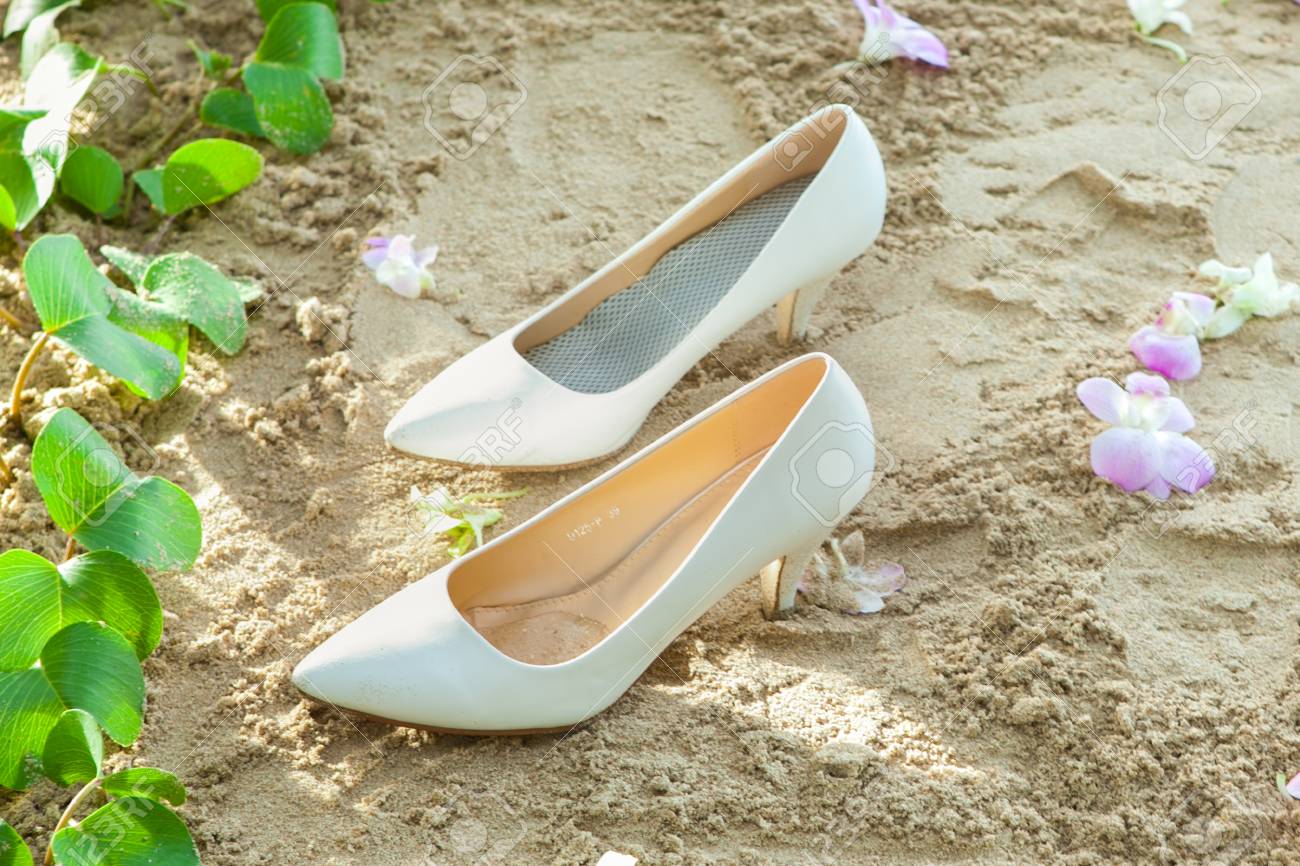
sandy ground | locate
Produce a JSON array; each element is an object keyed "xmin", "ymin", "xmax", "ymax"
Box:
[{"xmin": 3, "ymin": 0, "xmax": 1300, "ymax": 863}]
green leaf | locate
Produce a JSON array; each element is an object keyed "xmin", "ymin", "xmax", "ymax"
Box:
[
  {"xmin": 233, "ymin": 277, "xmax": 264, "ymax": 304},
  {"xmin": 0, "ymin": 152, "xmax": 54, "ymax": 230},
  {"xmin": 0, "ymin": 549, "xmax": 161, "ymax": 669},
  {"xmin": 3, "ymin": 0, "xmax": 66, "ymax": 37},
  {"xmin": 20, "ymin": 1, "xmax": 80, "ymax": 81},
  {"xmin": 256, "ymin": 2, "xmax": 344, "ymax": 81},
  {"xmin": 0, "ymin": 668, "xmax": 59, "ymax": 789},
  {"xmin": 97, "ymin": 248, "xmax": 191, "ymax": 373},
  {"xmin": 23, "ymin": 44, "xmax": 104, "ymax": 176},
  {"xmin": 200, "ymin": 88, "xmax": 264, "ymax": 138},
  {"xmin": 160, "ymin": 138, "xmax": 263, "ymax": 215},
  {"xmin": 59, "ymin": 145, "xmax": 122, "ymax": 216},
  {"xmin": 101, "ymin": 768, "xmax": 186, "ymax": 806},
  {"xmin": 0, "ymin": 107, "xmax": 46, "ymax": 150},
  {"xmin": 0, "ymin": 187, "xmax": 15, "ymax": 232},
  {"xmin": 0, "ymin": 550, "xmax": 61, "ymax": 669},
  {"xmin": 24, "ymin": 42, "xmax": 102, "ymax": 108},
  {"xmin": 59, "ymin": 551, "xmax": 164, "ymax": 659},
  {"xmin": 244, "ymin": 62, "xmax": 332, "ymax": 155},
  {"xmin": 23, "ymin": 235, "xmax": 182, "ymax": 398},
  {"xmin": 51, "ymin": 798, "xmax": 198, "ymax": 866},
  {"xmin": 187, "ymin": 39, "xmax": 232, "ymax": 80},
  {"xmin": 99, "ymin": 245, "xmax": 153, "ymax": 287},
  {"xmin": 0, "ymin": 820, "xmax": 34, "ymax": 866},
  {"xmin": 32, "ymin": 409, "xmax": 202, "ymax": 571},
  {"xmin": 0, "ymin": 550, "xmax": 62, "ymax": 670},
  {"xmin": 103, "ymin": 286, "xmax": 189, "ymax": 379},
  {"xmin": 257, "ymin": 0, "xmax": 335, "ymax": 21},
  {"xmin": 131, "ymin": 168, "xmax": 164, "ymax": 212},
  {"xmin": 0, "ymin": 622, "xmax": 144, "ymax": 789},
  {"xmin": 143, "ymin": 253, "xmax": 246, "ymax": 353},
  {"xmin": 54, "ymin": 316, "xmax": 184, "ymax": 399},
  {"xmin": 41, "ymin": 708, "xmax": 102, "ymax": 784},
  {"xmin": 42, "ymin": 623, "xmax": 143, "ymax": 744}
]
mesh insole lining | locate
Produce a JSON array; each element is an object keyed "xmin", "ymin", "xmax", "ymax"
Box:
[{"xmin": 522, "ymin": 175, "xmax": 814, "ymax": 394}]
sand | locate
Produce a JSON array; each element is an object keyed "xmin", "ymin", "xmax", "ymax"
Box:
[{"xmin": 2, "ymin": 0, "xmax": 1300, "ymax": 863}]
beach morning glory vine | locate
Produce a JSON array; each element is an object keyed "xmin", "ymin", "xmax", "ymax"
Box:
[
  {"xmin": 853, "ymin": 0, "xmax": 948, "ymax": 68},
  {"xmin": 1077, "ymin": 372, "xmax": 1214, "ymax": 499}
]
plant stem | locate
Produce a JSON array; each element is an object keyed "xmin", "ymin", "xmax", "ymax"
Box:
[
  {"xmin": 63, "ymin": 535, "xmax": 77, "ymax": 562},
  {"xmin": 0, "ymin": 306, "xmax": 21, "ymax": 330},
  {"xmin": 135, "ymin": 113, "xmax": 198, "ymax": 174},
  {"xmin": 45, "ymin": 777, "xmax": 101, "ymax": 865},
  {"xmin": 145, "ymin": 216, "xmax": 176, "ymax": 254},
  {"xmin": 12, "ymin": 230, "xmax": 25, "ymax": 254},
  {"xmin": 9, "ymin": 332, "xmax": 49, "ymax": 425},
  {"xmin": 0, "ymin": 450, "xmax": 12, "ymax": 486},
  {"xmin": 124, "ymin": 71, "xmax": 204, "ymax": 222}
]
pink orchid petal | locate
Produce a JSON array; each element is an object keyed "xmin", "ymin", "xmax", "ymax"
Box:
[
  {"xmin": 1124, "ymin": 371, "xmax": 1170, "ymax": 398},
  {"xmin": 1157, "ymin": 432, "xmax": 1214, "ymax": 494},
  {"xmin": 1173, "ymin": 291, "xmax": 1216, "ymax": 327},
  {"xmin": 1143, "ymin": 475, "xmax": 1172, "ymax": 500},
  {"xmin": 855, "ymin": 0, "xmax": 948, "ymax": 68},
  {"xmin": 1129, "ymin": 326, "xmax": 1202, "ymax": 380},
  {"xmin": 1090, "ymin": 427, "xmax": 1162, "ymax": 492},
  {"xmin": 1077, "ymin": 378, "xmax": 1129, "ymax": 425},
  {"xmin": 875, "ymin": 0, "xmax": 900, "ymax": 30},
  {"xmin": 866, "ymin": 561, "xmax": 907, "ymax": 593},
  {"xmin": 388, "ymin": 235, "xmax": 416, "ymax": 260},
  {"xmin": 1160, "ymin": 397, "xmax": 1195, "ymax": 433},
  {"xmin": 1287, "ymin": 772, "xmax": 1300, "ymax": 800},
  {"xmin": 363, "ymin": 233, "xmax": 438, "ymax": 298},
  {"xmin": 893, "ymin": 25, "xmax": 949, "ymax": 67}
]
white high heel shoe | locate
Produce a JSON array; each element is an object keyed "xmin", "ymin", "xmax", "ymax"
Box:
[
  {"xmin": 295, "ymin": 353, "xmax": 876, "ymax": 734},
  {"xmin": 383, "ymin": 104, "xmax": 886, "ymax": 469}
]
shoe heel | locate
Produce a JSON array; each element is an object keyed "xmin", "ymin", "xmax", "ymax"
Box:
[
  {"xmin": 759, "ymin": 535, "xmax": 828, "ymax": 620},
  {"xmin": 774, "ymin": 274, "xmax": 832, "ymax": 347}
]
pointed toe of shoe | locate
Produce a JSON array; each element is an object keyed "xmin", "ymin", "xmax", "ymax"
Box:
[
  {"xmin": 291, "ymin": 631, "xmax": 368, "ymax": 709},
  {"xmin": 383, "ymin": 341, "xmax": 535, "ymax": 463},
  {"xmin": 383, "ymin": 379, "xmax": 466, "ymax": 460},
  {"xmin": 290, "ymin": 650, "xmax": 330, "ymax": 702},
  {"xmin": 382, "ymin": 396, "xmax": 436, "ymax": 456},
  {"xmin": 290, "ymin": 575, "xmax": 499, "ymax": 728}
]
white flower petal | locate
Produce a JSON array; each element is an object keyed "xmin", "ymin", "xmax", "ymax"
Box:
[
  {"xmin": 1204, "ymin": 304, "xmax": 1249, "ymax": 338},
  {"xmin": 1198, "ymin": 259, "xmax": 1252, "ymax": 287},
  {"xmin": 851, "ymin": 587, "xmax": 887, "ymax": 614},
  {"xmin": 1166, "ymin": 9, "xmax": 1193, "ymax": 34},
  {"xmin": 840, "ymin": 530, "xmax": 867, "ymax": 570}
]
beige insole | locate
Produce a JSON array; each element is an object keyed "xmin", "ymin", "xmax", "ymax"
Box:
[{"xmin": 466, "ymin": 451, "xmax": 767, "ymax": 665}]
